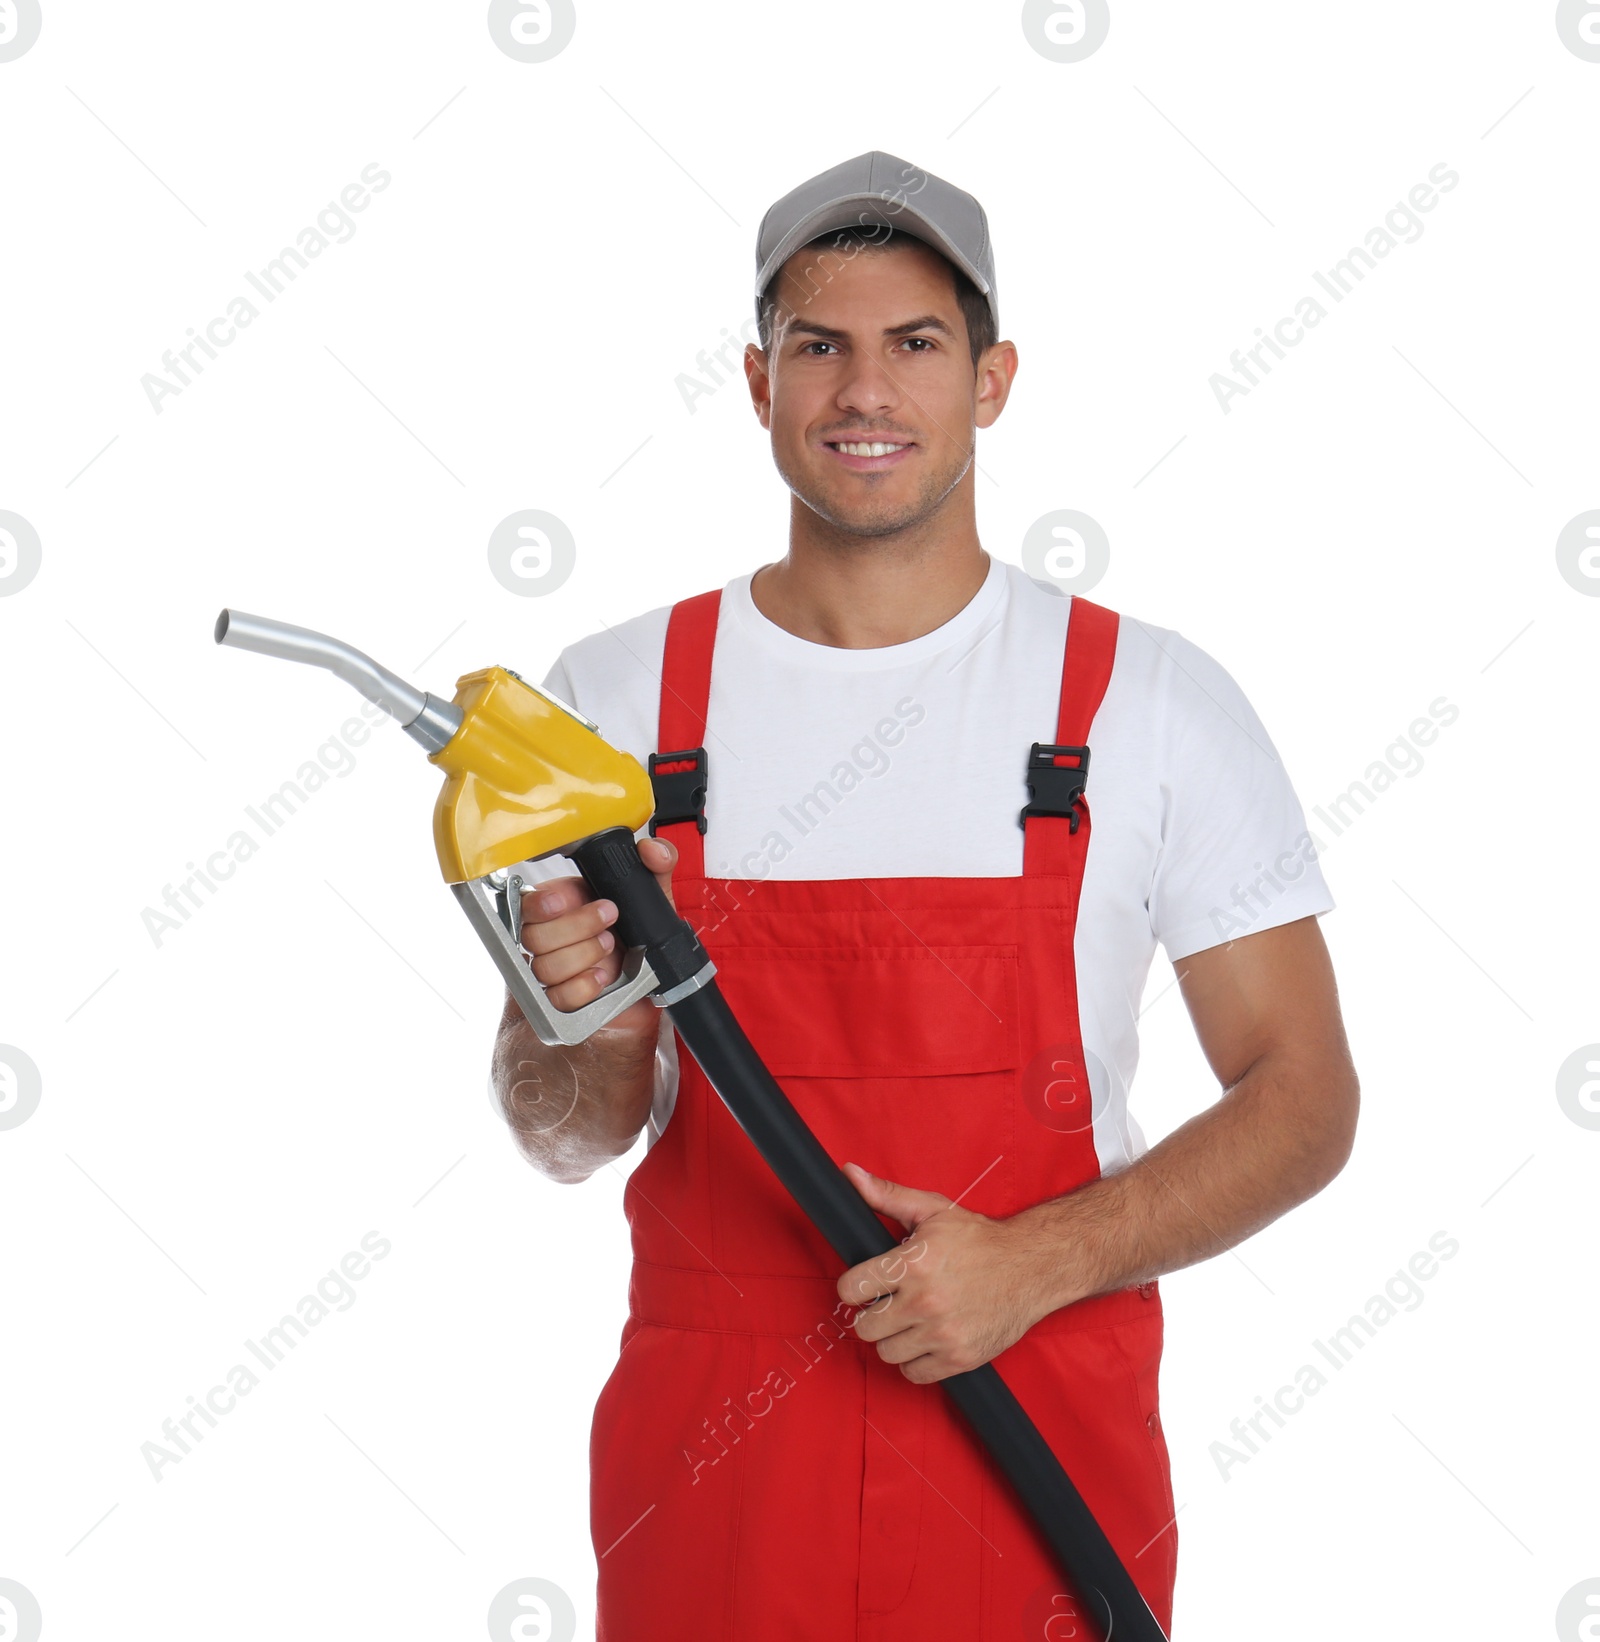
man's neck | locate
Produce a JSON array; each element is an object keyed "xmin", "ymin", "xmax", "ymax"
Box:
[{"xmin": 751, "ymin": 515, "xmax": 990, "ymax": 650}]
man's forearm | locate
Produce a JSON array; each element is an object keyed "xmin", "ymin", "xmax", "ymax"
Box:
[
  {"xmin": 1012, "ymin": 1048, "xmax": 1360, "ymax": 1315},
  {"xmin": 490, "ymin": 996, "xmax": 658, "ymax": 1183}
]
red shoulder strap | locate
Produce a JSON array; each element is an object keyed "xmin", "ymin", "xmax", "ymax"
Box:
[
  {"xmin": 1023, "ymin": 596, "xmax": 1120, "ymax": 876},
  {"xmin": 653, "ymin": 589, "xmax": 721, "ymax": 878}
]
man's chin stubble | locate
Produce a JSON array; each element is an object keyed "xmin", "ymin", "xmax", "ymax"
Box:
[{"xmin": 779, "ymin": 454, "xmax": 973, "ymax": 543}]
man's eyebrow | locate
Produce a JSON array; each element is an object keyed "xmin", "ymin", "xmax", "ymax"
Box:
[
  {"xmin": 781, "ymin": 313, "xmax": 958, "ymax": 342},
  {"xmin": 883, "ymin": 314, "xmax": 956, "ymax": 339}
]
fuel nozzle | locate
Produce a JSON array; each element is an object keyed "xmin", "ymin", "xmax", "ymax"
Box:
[
  {"xmin": 214, "ymin": 609, "xmax": 464, "ymax": 752},
  {"xmin": 215, "ymin": 606, "xmax": 657, "ymax": 881},
  {"xmin": 215, "ymin": 605, "xmax": 667, "ymax": 1045}
]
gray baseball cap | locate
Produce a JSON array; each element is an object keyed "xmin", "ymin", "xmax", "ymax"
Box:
[{"xmin": 755, "ymin": 150, "xmax": 999, "ymax": 341}]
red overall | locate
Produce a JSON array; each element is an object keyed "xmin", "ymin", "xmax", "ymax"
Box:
[{"xmin": 589, "ymin": 590, "xmax": 1178, "ymax": 1639}]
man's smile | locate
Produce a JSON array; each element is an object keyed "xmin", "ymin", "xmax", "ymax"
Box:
[{"xmin": 822, "ymin": 437, "xmax": 917, "ymax": 471}]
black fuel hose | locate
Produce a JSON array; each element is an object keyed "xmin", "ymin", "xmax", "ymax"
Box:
[{"xmin": 569, "ymin": 828, "xmax": 1168, "ymax": 1642}]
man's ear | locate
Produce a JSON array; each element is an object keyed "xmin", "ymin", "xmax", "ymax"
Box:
[
  {"xmin": 974, "ymin": 341, "xmax": 1018, "ymax": 431},
  {"xmin": 746, "ymin": 344, "xmax": 773, "ymax": 430}
]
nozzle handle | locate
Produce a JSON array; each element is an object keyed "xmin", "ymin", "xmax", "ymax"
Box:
[
  {"xmin": 566, "ymin": 828, "xmax": 715, "ymax": 998},
  {"xmin": 455, "ymin": 870, "xmax": 662, "ymax": 1047}
]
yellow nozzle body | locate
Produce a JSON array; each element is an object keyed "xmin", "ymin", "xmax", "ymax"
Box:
[{"xmin": 428, "ymin": 666, "xmax": 654, "ymax": 883}]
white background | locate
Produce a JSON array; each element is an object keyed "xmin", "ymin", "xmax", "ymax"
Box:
[{"xmin": 2, "ymin": 3, "xmax": 1597, "ymax": 1638}]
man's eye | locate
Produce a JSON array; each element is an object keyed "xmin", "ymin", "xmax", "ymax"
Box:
[
  {"xmin": 902, "ymin": 337, "xmax": 934, "ymax": 352},
  {"xmin": 802, "ymin": 341, "xmax": 837, "ymax": 356}
]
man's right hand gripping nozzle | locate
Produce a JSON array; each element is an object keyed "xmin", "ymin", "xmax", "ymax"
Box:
[{"xmin": 519, "ymin": 835, "xmax": 679, "ymax": 1038}]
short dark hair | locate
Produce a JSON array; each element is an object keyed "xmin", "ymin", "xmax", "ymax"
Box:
[{"xmin": 757, "ymin": 226, "xmax": 996, "ymax": 372}]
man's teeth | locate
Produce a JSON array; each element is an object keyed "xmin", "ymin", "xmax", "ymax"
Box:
[{"xmin": 834, "ymin": 441, "xmax": 906, "ymax": 457}]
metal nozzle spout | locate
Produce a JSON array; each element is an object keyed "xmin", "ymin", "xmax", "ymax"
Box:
[{"xmin": 214, "ymin": 609, "xmax": 463, "ymax": 752}]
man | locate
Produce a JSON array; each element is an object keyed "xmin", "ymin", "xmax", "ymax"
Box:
[{"xmin": 490, "ymin": 152, "xmax": 1359, "ymax": 1639}]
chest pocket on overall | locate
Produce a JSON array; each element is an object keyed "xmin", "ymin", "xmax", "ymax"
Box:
[{"xmin": 708, "ymin": 939, "xmax": 1024, "ymax": 1221}]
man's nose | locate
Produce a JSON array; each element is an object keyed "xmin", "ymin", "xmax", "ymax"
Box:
[{"xmin": 836, "ymin": 353, "xmax": 904, "ymax": 418}]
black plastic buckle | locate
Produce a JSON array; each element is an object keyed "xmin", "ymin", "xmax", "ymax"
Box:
[
  {"xmin": 1019, "ymin": 743, "xmax": 1091, "ymax": 834},
  {"xmin": 648, "ymin": 746, "xmax": 709, "ymax": 836}
]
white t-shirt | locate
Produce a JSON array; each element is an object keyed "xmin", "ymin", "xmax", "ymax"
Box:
[{"xmin": 515, "ymin": 555, "xmax": 1334, "ymax": 1170}]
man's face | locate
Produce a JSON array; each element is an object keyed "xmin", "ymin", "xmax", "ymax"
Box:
[{"xmin": 747, "ymin": 238, "xmax": 1009, "ymax": 540}]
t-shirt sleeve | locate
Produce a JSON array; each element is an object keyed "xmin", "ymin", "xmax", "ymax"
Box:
[{"xmin": 1145, "ymin": 628, "xmax": 1334, "ymax": 961}]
